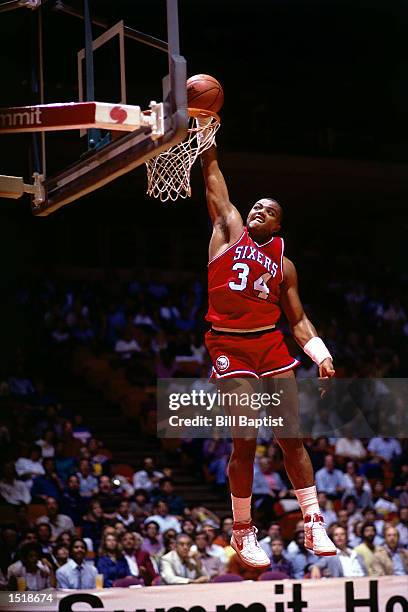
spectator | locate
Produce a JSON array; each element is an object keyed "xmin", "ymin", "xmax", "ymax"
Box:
[
  {"xmin": 0, "ymin": 527, "xmax": 18, "ymax": 575},
  {"xmin": 396, "ymin": 507, "xmax": 408, "ymax": 549},
  {"xmin": 35, "ymin": 429, "xmax": 56, "ymax": 459},
  {"xmin": 36, "ymin": 496, "xmax": 75, "ymax": 540},
  {"xmin": 259, "ymin": 523, "xmax": 282, "ymax": 558},
  {"xmin": 60, "ymin": 474, "xmax": 88, "ymax": 526},
  {"xmin": 7, "ymin": 542, "xmax": 51, "ymax": 590},
  {"xmin": 160, "ymin": 534, "xmax": 209, "ymax": 585},
  {"xmin": 213, "ymin": 516, "xmax": 233, "ymax": 548},
  {"xmin": 31, "ymin": 458, "xmax": 63, "ymax": 502},
  {"xmin": 54, "ymin": 441, "xmax": 76, "ymax": 483},
  {"xmin": 115, "ymin": 499, "xmax": 138, "ymax": 529},
  {"xmin": 77, "ymin": 459, "xmax": 98, "ymax": 498},
  {"xmin": 315, "ymin": 455, "xmax": 346, "ymax": 498},
  {"xmin": 121, "ymin": 531, "xmax": 157, "ymax": 585},
  {"xmin": 162, "ymin": 530, "xmax": 177, "ymax": 555},
  {"xmin": 353, "ymin": 522, "xmax": 379, "ymax": 575},
  {"xmin": 36, "ymin": 523, "xmax": 54, "ymax": 560},
  {"xmin": 311, "ymin": 525, "xmax": 367, "ymax": 578},
  {"xmin": 286, "ymin": 520, "xmax": 304, "ymax": 556},
  {"xmin": 145, "ymin": 501, "xmax": 181, "ymax": 534},
  {"xmin": 195, "ymin": 523, "xmax": 227, "ymax": 564},
  {"xmin": 82, "ymin": 499, "xmax": 105, "ymax": 551},
  {"xmin": 269, "ymin": 537, "xmax": 293, "ymax": 577},
  {"xmin": 15, "ymin": 445, "xmax": 45, "ymax": 489},
  {"xmin": 0, "ymin": 461, "xmax": 31, "ymax": 506},
  {"xmin": 96, "ymin": 532, "xmax": 130, "ymax": 588},
  {"xmin": 132, "ymin": 489, "xmax": 153, "ymax": 520},
  {"xmin": 181, "ymin": 519, "xmax": 197, "ymax": 538},
  {"xmin": 342, "ymin": 461, "xmax": 370, "ymax": 491},
  {"xmin": 372, "ymin": 525, "xmax": 408, "ymax": 576},
  {"xmin": 61, "ymin": 421, "xmax": 82, "ymax": 458},
  {"xmin": 133, "ymin": 458, "xmax": 163, "ymax": 492},
  {"xmin": 54, "ymin": 544, "xmax": 69, "ymax": 569},
  {"xmin": 152, "ymin": 477, "xmax": 187, "ymax": 517},
  {"xmin": 342, "ymin": 477, "xmax": 373, "ymax": 509},
  {"xmin": 72, "ymin": 414, "xmax": 92, "ymax": 446},
  {"xmin": 114, "ymin": 327, "xmax": 141, "ymax": 360},
  {"xmin": 287, "ymin": 530, "xmax": 318, "ymax": 579},
  {"xmin": 317, "ymin": 492, "xmax": 338, "ymax": 527},
  {"xmin": 56, "ymin": 538, "xmax": 97, "ymax": 589},
  {"xmin": 142, "ymin": 521, "xmax": 164, "ymax": 557},
  {"xmin": 334, "ymin": 430, "xmax": 367, "ymax": 460},
  {"xmin": 55, "ymin": 531, "xmax": 74, "ymax": 551},
  {"xmin": 193, "ymin": 532, "xmax": 224, "ymax": 579},
  {"xmin": 372, "ymin": 481, "xmax": 398, "ymax": 516},
  {"xmin": 95, "ymin": 475, "xmax": 122, "ymax": 517},
  {"xmin": 367, "ymin": 437, "xmax": 402, "ymax": 463}
]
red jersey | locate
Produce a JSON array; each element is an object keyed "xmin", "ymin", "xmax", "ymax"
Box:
[{"xmin": 206, "ymin": 228, "xmax": 284, "ymax": 331}]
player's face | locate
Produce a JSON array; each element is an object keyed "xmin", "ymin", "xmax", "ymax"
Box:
[{"xmin": 247, "ymin": 199, "xmax": 281, "ymax": 238}]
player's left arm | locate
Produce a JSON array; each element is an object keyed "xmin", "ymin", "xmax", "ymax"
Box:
[{"xmin": 280, "ymin": 256, "xmax": 335, "ymax": 378}]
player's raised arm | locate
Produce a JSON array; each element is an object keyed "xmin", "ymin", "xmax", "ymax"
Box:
[
  {"xmin": 200, "ymin": 146, "xmax": 244, "ymax": 260},
  {"xmin": 280, "ymin": 256, "xmax": 335, "ymax": 378}
]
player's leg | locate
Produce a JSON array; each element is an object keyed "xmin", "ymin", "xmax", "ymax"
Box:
[
  {"xmin": 265, "ymin": 370, "xmax": 336, "ymax": 556},
  {"xmin": 217, "ymin": 376, "xmax": 270, "ymax": 569}
]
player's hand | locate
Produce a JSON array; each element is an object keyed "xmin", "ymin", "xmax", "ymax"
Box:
[
  {"xmin": 319, "ymin": 358, "xmax": 335, "ymax": 379},
  {"xmin": 318, "ymin": 358, "xmax": 335, "ymax": 397}
]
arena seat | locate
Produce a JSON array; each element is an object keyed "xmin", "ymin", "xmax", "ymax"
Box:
[
  {"xmin": 211, "ymin": 574, "xmax": 244, "ymax": 583},
  {"xmin": 258, "ymin": 570, "xmax": 290, "ymax": 581}
]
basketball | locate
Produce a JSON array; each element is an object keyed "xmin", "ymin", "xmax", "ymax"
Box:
[{"xmin": 186, "ymin": 74, "xmax": 224, "ymax": 113}]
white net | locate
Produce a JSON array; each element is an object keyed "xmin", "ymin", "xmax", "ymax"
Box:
[{"xmin": 146, "ymin": 110, "xmax": 220, "ymax": 202}]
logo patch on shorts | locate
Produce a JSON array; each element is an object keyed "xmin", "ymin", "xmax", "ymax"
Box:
[{"xmin": 216, "ymin": 355, "xmax": 230, "ymax": 372}]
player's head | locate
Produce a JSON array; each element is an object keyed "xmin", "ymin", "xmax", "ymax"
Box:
[{"xmin": 246, "ymin": 198, "xmax": 282, "ymax": 241}]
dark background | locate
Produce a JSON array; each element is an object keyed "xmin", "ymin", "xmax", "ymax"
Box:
[{"xmin": 0, "ymin": 0, "xmax": 407, "ymax": 294}]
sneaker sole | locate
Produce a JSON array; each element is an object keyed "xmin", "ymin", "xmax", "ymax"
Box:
[
  {"xmin": 306, "ymin": 546, "xmax": 337, "ymax": 557},
  {"xmin": 230, "ymin": 540, "xmax": 271, "ymax": 570}
]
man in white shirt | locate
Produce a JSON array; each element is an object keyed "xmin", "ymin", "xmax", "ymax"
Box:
[
  {"xmin": 133, "ymin": 457, "xmax": 163, "ymax": 492},
  {"xmin": 36, "ymin": 496, "xmax": 75, "ymax": 540},
  {"xmin": 311, "ymin": 525, "xmax": 367, "ymax": 578},
  {"xmin": 145, "ymin": 500, "xmax": 181, "ymax": 534},
  {"xmin": 0, "ymin": 461, "xmax": 31, "ymax": 505},
  {"xmin": 367, "ymin": 437, "xmax": 402, "ymax": 462},
  {"xmin": 15, "ymin": 445, "xmax": 45, "ymax": 490},
  {"xmin": 315, "ymin": 455, "xmax": 346, "ymax": 499}
]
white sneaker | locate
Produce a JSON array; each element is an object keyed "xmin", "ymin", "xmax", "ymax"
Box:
[
  {"xmin": 304, "ymin": 513, "xmax": 337, "ymax": 556},
  {"xmin": 230, "ymin": 523, "xmax": 271, "ymax": 569}
]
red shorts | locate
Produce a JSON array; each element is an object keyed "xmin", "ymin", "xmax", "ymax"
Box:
[{"xmin": 205, "ymin": 327, "xmax": 299, "ymax": 379}]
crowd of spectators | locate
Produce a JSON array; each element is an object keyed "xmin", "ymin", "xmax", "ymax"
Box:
[{"xmin": 0, "ymin": 270, "xmax": 406, "ymax": 589}]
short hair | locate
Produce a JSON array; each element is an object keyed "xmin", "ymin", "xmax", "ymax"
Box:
[
  {"xmin": 36, "ymin": 522, "xmax": 52, "ymax": 535},
  {"xmin": 19, "ymin": 542, "xmax": 42, "ymax": 562},
  {"xmin": 270, "ymin": 536, "xmax": 284, "ymax": 544},
  {"xmin": 69, "ymin": 537, "xmax": 88, "ymax": 554},
  {"xmin": 145, "ymin": 520, "xmax": 160, "ymax": 531},
  {"xmin": 176, "ymin": 533, "xmax": 191, "ymax": 545},
  {"xmin": 361, "ymin": 521, "xmax": 376, "ymax": 537},
  {"xmin": 159, "ymin": 476, "xmax": 173, "ymax": 487}
]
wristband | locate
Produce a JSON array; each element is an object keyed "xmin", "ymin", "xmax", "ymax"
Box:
[{"xmin": 303, "ymin": 337, "xmax": 332, "ymax": 365}]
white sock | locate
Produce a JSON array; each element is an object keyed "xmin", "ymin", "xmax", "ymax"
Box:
[
  {"xmin": 294, "ymin": 485, "xmax": 320, "ymax": 518},
  {"xmin": 231, "ymin": 494, "xmax": 252, "ymax": 525}
]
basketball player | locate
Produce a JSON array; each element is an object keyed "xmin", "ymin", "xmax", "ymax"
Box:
[{"xmin": 200, "ymin": 144, "xmax": 337, "ymax": 569}]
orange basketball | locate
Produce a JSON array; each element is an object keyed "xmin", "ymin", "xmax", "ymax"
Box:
[{"xmin": 186, "ymin": 74, "xmax": 224, "ymax": 113}]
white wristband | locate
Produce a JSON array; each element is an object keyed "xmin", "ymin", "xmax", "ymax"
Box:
[{"xmin": 303, "ymin": 337, "xmax": 332, "ymax": 366}]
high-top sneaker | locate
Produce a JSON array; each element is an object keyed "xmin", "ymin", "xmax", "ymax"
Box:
[
  {"xmin": 230, "ymin": 523, "xmax": 270, "ymax": 569},
  {"xmin": 304, "ymin": 513, "xmax": 337, "ymax": 556}
]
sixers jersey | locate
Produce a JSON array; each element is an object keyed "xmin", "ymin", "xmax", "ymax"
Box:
[{"xmin": 206, "ymin": 228, "xmax": 284, "ymax": 330}]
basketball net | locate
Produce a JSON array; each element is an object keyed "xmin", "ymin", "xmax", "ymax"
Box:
[{"xmin": 146, "ymin": 109, "xmax": 220, "ymax": 202}]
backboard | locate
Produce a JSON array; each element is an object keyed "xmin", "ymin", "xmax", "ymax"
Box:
[{"xmin": 0, "ymin": 0, "xmax": 188, "ymax": 215}]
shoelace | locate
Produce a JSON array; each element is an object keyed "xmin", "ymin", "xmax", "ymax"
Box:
[{"xmin": 237, "ymin": 527, "xmax": 260, "ymax": 549}]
